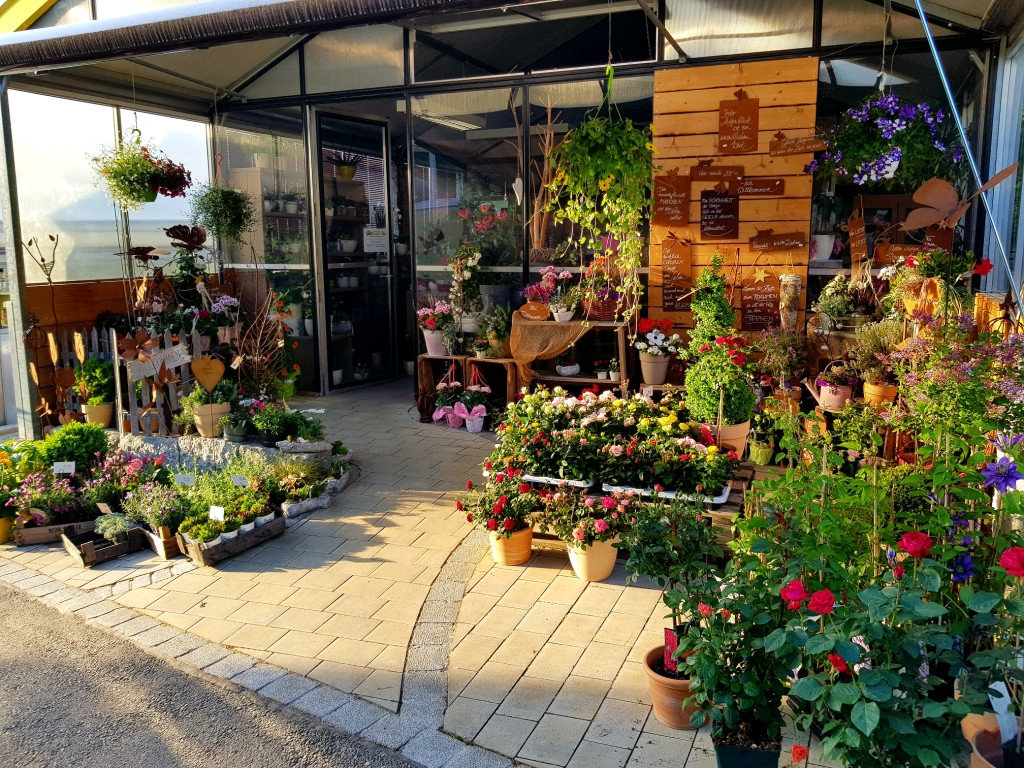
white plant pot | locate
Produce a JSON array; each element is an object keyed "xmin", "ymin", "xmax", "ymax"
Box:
[
  {"xmin": 367, "ymin": 265, "xmax": 381, "ymax": 275},
  {"xmin": 255, "ymin": 512, "xmax": 275, "ymax": 527},
  {"xmin": 555, "ymin": 363, "xmax": 581, "ymax": 376},
  {"xmin": 221, "ymin": 529, "xmax": 239, "ymax": 541},
  {"xmin": 811, "ymin": 234, "xmax": 835, "ymax": 262},
  {"xmin": 337, "ymin": 276, "xmax": 350, "ymax": 288},
  {"xmin": 239, "ymin": 522, "xmax": 256, "ymax": 533},
  {"xmin": 263, "ymin": 200, "xmax": 274, "ymax": 213},
  {"xmin": 304, "ymin": 319, "xmax": 315, "ymax": 336},
  {"xmin": 609, "ymin": 371, "xmax": 620, "ymax": 381},
  {"xmin": 596, "ymin": 371, "xmax": 608, "ymax": 380},
  {"xmin": 395, "ymin": 243, "xmax": 408, "ymax": 256},
  {"xmin": 332, "ymin": 370, "xmax": 343, "ymax": 385},
  {"xmin": 552, "ymin": 309, "xmax": 575, "ymax": 322},
  {"xmin": 284, "ymin": 202, "xmax": 299, "ymax": 214},
  {"xmin": 340, "ymin": 239, "xmax": 358, "ymax": 253}
]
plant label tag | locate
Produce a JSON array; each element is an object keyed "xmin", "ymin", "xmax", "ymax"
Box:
[
  {"xmin": 208, "ymin": 505, "xmax": 225, "ymax": 522},
  {"xmin": 53, "ymin": 462, "xmax": 75, "ymax": 475},
  {"xmin": 230, "ymin": 475, "xmax": 249, "ymax": 487},
  {"xmin": 277, "ymin": 338, "xmax": 285, "ymax": 348},
  {"xmin": 664, "ymin": 627, "xmax": 679, "ymax": 672},
  {"xmin": 642, "ymin": 386, "xmax": 654, "ymax": 398},
  {"xmin": 97, "ymin": 503, "xmax": 113, "ymax": 515},
  {"xmin": 230, "ymin": 355, "xmax": 243, "ymax": 370},
  {"xmin": 175, "ymin": 473, "xmax": 195, "ymax": 486}
]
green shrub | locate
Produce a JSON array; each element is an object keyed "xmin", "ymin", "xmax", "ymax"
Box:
[
  {"xmin": 75, "ymin": 357, "xmax": 115, "ymax": 405},
  {"xmin": 43, "ymin": 421, "xmax": 108, "ymax": 471},
  {"xmin": 189, "ymin": 520, "xmax": 224, "ymax": 543},
  {"xmin": 684, "ymin": 355, "xmax": 757, "ymax": 426},
  {"xmin": 95, "ymin": 512, "xmax": 135, "ymax": 543}
]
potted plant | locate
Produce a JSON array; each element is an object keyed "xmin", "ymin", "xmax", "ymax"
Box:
[
  {"xmin": 433, "ymin": 380, "xmax": 464, "ymax": 428},
  {"xmin": 634, "ymin": 318, "xmax": 683, "ymax": 386},
  {"xmin": 219, "ymin": 409, "xmax": 248, "ymax": 443},
  {"xmin": 121, "ymin": 481, "xmax": 191, "ymax": 558},
  {"xmin": 336, "ymin": 226, "xmax": 358, "ymax": 253},
  {"xmin": 472, "ymin": 338, "xmax": 489, "ymax": 359},
  {"xmin": 755, "ymin": 326, "xmax": 807, "ymax": 415},
  {"xmin": 810, "ymin": 192, "xmax": 846, "ymax": 261},
  {"xmin": 547, "ymin": 65, "xmax": 654, "ymax": 325},
  {"xmin": 457, "ymin": 383, "xmax": 491, "ymax": 433},
  {"xmin": 806, "ymin": 363, "xmax": 858, "ymax": 412},
  {"xmin": 617, "ymin": 493, "xmax": 722, "ymax": 728},
  {"xmin": 190, "ymin": 184, "xmax": 256, "ymax": 245},
  {"xmin": 327, "ymin": 151, "xmax": 361, "ymax": 180},
  {"xmin": 75, "ymin": 356, "xmax": 115, "ymax": 427},
  {"xmin": 607, "ymin": 357, "xmax": 620, "ymax": 382},
  {"xmin": 92, "ymin": 131, "xmax": 191, "ymax": 212},
  {"xmin": 593, "ymin": 361, "xmax": 609, "ymax": 380},
  {"xmin": 458, "ymin": 469, "xmax": 536, "ymax": 566},
  {"xmin": 483, "ymin": 304, "xmax": 513, "ymax": 358},
  {"xmin": 747, "ymin": 412, "xmax": 775, "ymax": 466},
  {"xmin": 816, "ymin": 274, "xmax": 855, "ymax": 330},
  {"xmin": 180, "ymin": 379, "xmax": 237, "ymax": 438},
  {"xmin": 852, "ymin": 318, "xmax": 903, "ymax": 405},
  {"xmin": 416, "ymin": 301, "xmax": 454, "ymax": 357},
  {"xmin": 538, "ymin": 489, "xmax": 635, "ymax": 582},
  {"xmin": 685, "ymin": 334, "xmax": 757, "ymax": 454}
]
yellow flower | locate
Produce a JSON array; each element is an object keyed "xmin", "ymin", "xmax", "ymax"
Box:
[
  {"xmin": 645, "ymin": 141, "xmax": 655, "ymax": 152},
  {"xmin": 0, "ymin": 451, "xmax": 10, "ymax": 468},
  {"xmin": 639, "ymin": 418, "xmax": 651, "ymax": 429},
  {"xmin": 613, "ymin": 399, "xmax": 624, "ymax": 407},
  {"xmin": 707, "ymin": 446, "xmax": 718, "ymax": 454},
  {"xmin": 658, "ymin": 414, "xmax": 678, "ymax": 427},
  {"xmin": 598, "ymin": 177, "xmax": 611, "ymax": 192}
]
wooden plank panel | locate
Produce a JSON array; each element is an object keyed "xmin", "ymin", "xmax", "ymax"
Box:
[
  {"xmin": 659, "ymin": 154, "xmax": 811, "ymax": 176},
  {"xmin": 652, "ymin": 220, "xmax": 810, "ymax": 246},
  {"xmin": 655, "ymin": 80, "xmax": 818, "ymax": 115},
  {"xmin": 654, "ymin": 128, "xmax": 814, "ymax": 154},
  {"xmin": 655, "ymin": 59, "xmax": 819, "ymax": 92},
  {"xmin": 657, "ymin": 105, "xmax": 815, "ymax": 136}
]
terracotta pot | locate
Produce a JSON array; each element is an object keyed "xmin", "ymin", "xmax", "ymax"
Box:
[
  {"xmin": 567, "ymin": 538, "xmax": 618, "ymax": 582},
  {"xmin": 422, "ymin": 329, "xmax": 445, "ymax": 356},
  {"xmin": 961, "ymin": 712, "xmax": 1002, "ymax": 768},
  {"xmin": 863, "ymin": 382, "xmax": 898, "ymax": 406},
  {"xmin": 643, "ymin": 646, "xmax": 700, "ymax": 730},
  {"xmin": 488, "ymin": 332, "xmax": 512, "ymax": 358},
  {"xmin": 489, "ymin": 527, "xmax": 532, "ymax": 566},
  {"xmin": 820, "ymin": 384, "xmax": 852, "ymax": 411},
  {"xmin": 639, "ymin": 352, "xmax": 671, "ymax": 386},
  {"xmin": 0, "ymin": 516, "xmax": 11, "ymax": 544},
  {"xmin": 714, "ymin": 420, "xmax": 751, "ymax": 455},
  {"xmin": 193, "ymin": 403, "xmax": 231, "ymax": 438},
  {"xmin": 82, "ymin": 402, "xmax": 113, "ymax": 428}
]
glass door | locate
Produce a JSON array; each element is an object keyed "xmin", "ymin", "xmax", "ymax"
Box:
[{"xmin": 315, "ymin": 114, "xmax": 395, "ymax": 389}]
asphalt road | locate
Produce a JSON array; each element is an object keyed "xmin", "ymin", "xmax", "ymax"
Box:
[{"xmin": 0, "ymin": 583, "xmax": 421, "ymax": 768}]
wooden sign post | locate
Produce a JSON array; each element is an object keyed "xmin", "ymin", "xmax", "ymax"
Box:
[{"xmin": 740, "ymin": 270, "xmax": 781, "ymax": 330}]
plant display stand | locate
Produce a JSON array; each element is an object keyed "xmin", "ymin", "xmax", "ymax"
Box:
[
  {"xmin": 141, "ymin": 525, "xmax": 182, "ymax": 560},
  {"xmin": 704, "ymin": 462, "xmax": 755, "ymax": 545},
  {"xmin": 416, "ymin": 354, "xmax": 469, "ymax": 422},
  {"xmin": 510, "ymin": 315, "xmax": 630, "ymax": 393},
  {"xmin": 14, "ymin": 520, "xmax": 96, "ymax": 547},
  {"xmin": 175, "ymin": 513, "xmax": 287, "ymax": 567},
  {"xmin": 465, "ymin": 356, "xmax": 519, "ymax": 407},
  {"xmin": 62, "ymin": 527, "xmax": 146, "ymax": 568}
]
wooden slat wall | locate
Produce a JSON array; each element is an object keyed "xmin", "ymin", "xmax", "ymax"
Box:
[{"xmin": 650, "ymin": 57, "xmax": 820, "ymax": 326}]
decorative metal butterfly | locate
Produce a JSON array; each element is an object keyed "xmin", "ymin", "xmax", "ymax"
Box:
[{"xmin": 902, "ymin": 163, "xmax": 1018, "ymax": 232}]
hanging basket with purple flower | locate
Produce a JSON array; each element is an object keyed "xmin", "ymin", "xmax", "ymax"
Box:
[{"xmin": 806, "ymin": 92, "xmax": 967, "ymax": 192}]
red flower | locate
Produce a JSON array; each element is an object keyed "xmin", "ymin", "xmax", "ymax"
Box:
[
  {"xmin": 478, "ymin": 203, "xmax": 491, "ymax": 213},
  {"xmin": 898, "ymin": 531, "xmax": 933, "ymax": 559},
  {"xmin": 495, "ymin": 210, "xmax": 508, "ymax": 220},
  {"xmin": 198, "ymin": 309, "xmax": 210, "ymax": 319},
  {"xmin": 486, "ymin": 518, "xmax": 498, "ymax": 530},
  {"xmin": 653, "ymin": 484, "xmax": 664, "ymax": 493},
  {"xmin": 728, "ymin": 351, "xmax": 747, "ymax": 367},
  {"xmin": 425, "ymin": 317, "xmax": 437, "ymax": 330},
  {"xmin": 503, "ymin": 517, "xmax": 515, "ymax": 531},
  {"xmin": 519, "ymin": 483, "xmax": 530, "ymax": 494},
  {"xmin": 455, "ymin": 500, "xmax": 463, "ymax": 511},
  {"xmin": 466, "ymin": 480, "xmax": 474, "ymax": 490},
  {"xmin": 1000, "ymin": 546, "xmax": 1024, "ymax": 577},
  {"xmin": 698, "ymin": 602, "xmax": 712, "ymax": 618},
  {"xmin": 894, "ymin": 565, "xmax": 905, "ymax": 580},
  {"xmin": 698, "ymin": 344, "xmax": 711, "ymax": 352},
  {"xmin": 484, "ymin": 460, "xmax": 492, "ymax": 471},
  {"xmin": 791, "ymin": 744, "xmax": 809, "ymax": 763},
  {"xmin": 828, "ymin": 652, "xmax": 851, "ymax": 675},
  {"xmin": 466, "ymin": 513, "xmax": 473, "ymax": 522},
  {"xmin": 458, "ymin": 208, "xmax": 470, "ymax": 218},
  {"xmin": 807, "ymin": 589, "xmax": 836, "ymax": 615},
  {"xmin": 494, "ymin": 472, "xmax": 505, "ymax": 483},
  {"xmin": 720, "ymin": 609, "xmax": 731, "ymax": 620},
  {"xmin": 906, "ymin": 255, "xmax": 918, "ymax": 268},
  {"xmin": 974, "ymin": 258, "xmax": 993, "ymax": 277},
  {"xmin": 780, "ymin": 579, "xmax": 810, "ymax": 607}
]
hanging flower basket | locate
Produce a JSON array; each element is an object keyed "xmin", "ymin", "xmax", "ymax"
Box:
[{"xmin": 92, "ymin": 129, "xmax": 191, "ymax": 212}]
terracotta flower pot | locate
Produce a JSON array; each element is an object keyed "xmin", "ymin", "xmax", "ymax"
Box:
[
  {"xmin": 643, "ymin": 646, "xmax": 700, "ymax": 730},
  {"xmin": 639, "ymin": 352, "xmax": 671, "ymax": 386},
  {"xmin": 863, "ymin": 382, "xmax": 898, "ymax": 406},
  {"xmin": 568, "ymin": 538, "xmax": 618, "ymax": 582},
  {"xmin": 962, "ymin": 712, "xmax": 1002, "ymax": 768},
  {"xmin": 193, "ymin": 403, "xmax": 231, "ymax": 438},
  {"xmin": 422, "ymin": 329, "xmax": 445, "ymax": 356},
  {"xmin": 489, "ymin": 527, "xmax": 532, "ymax": 566},
  {"xmin": 82, "ymin": 402, "xmax": 113, "ymax": 428},
  {"xmin": 0, "ymin": 516, "xmax": 11, "ymax": 544},
  {"xmin": 714, "ymin": 420, "xmax": 751, "ymax": 455}
]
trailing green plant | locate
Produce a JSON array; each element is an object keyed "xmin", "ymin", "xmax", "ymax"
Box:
[
  {"xmin": 95, "ymin": 512, "xmax": 136, "ymax": 543},
  {"xmin": 190, "ymin": 184, "xmax": 257, "ymax": 244},
  {"xmin": 547, "ymin": 66, "xmax": 654, "ymax": 328},
  {"xmin": 92, "ymin": 131, "xmax": 191, "ymax": 212},
  {"xmin": 42, "ymin": 421, "xmax": 108, "ymax": 472},
  {"xmin": 688, "ymin": 254, "xmax": 736, "ymax": 347},
  {"xmin": 75, "ymin": 357, "xmax": 115, "ymax": 405}
]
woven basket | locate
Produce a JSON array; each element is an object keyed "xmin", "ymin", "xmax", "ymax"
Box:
[{"xmin": 582, "ymin": 298, "xmax": 618, "ymax": 321}]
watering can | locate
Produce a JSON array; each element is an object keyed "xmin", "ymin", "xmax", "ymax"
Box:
[{"xmin": 803, "ymin": 376, "xmax": 852, "ymax": 412}]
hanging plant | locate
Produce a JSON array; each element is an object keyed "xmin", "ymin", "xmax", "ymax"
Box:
[
  {"xmin": 547, "ymin": 66, "xmax": 654, "ymax": 328},
  {"xmin": 190, "ymin": 184, "xmax": 256, "ymax": 244},
  {"xmin": 92, "ymin": 130, "xmax": 191, "ymax": 212},
  {"xmin": 807, "ymin": 92, "xmax": 967, "ymax": 192}
]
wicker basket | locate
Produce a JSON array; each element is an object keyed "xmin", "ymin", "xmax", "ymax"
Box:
[{"xmin": 581, "ymin": 298, "xmax": 619, "ymax": 321}]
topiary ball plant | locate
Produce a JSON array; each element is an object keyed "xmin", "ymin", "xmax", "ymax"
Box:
[
  {"xmin": 685, "ymin": 355, "xmax": 757, "ymax": 427},
  {"xmin": 43, "ymin": 421, "xmax": 109, "ymax": 472},
  {"xmin": 190, "ymin": 183, "xmax": 256, "ymax": 244}
]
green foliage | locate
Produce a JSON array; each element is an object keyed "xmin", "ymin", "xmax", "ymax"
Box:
[
  {"xmin": 481, "ymin": 304, "xmax": 513, "ymax": 342},
  {"xmin": 817, "ymin": 274, "xmax": 855, "ymax": 317},
  {"xmin": 43, "ymin": 421, "xmax": 108, "ymax": 472},
  {"xmin": 187, "ymin": 520, "xmax": 224, "ymax": 543},
  {"xmin": 183, "ymin": 468, "xmax": 272, "ymax": 521},
  {"xmin": 688, "ymin": 254, "xmax": 735, "ymax": 346},
  {"xmin": 75, "ymin": 357, "xmax": 115, "ymax": 405},
  {"xmin": 684, "ymin": 354, "xmax": 757, "ymax": 426},
  {"xmin": 852, "ymin": 319, "xmax": 903, "ymax": 385},
  {"xmin": 190, "ymin": 184, "xmax": 257, "ymax": 244},
  {"xmin": 95, "ymin": 512, "xmax": 136, "ymax": 543},
  {"xmin": 121, "ymin": 481, "xmax": 190, "ymax": 533}
]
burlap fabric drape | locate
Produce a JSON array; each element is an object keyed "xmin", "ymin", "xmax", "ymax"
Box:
[{"xmin": 510, "ymin": 312, "xmax": 587, "ymax": 387}]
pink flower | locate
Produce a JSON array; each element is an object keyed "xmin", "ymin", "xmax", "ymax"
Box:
[
  {"xmin": 600, "ymin": 497, "xmax": 616, "ymax": 509},
  {"xmin": 894, "ymin": 565, "xmax": 905, "ymax": 580},
  {"xmin": 584, "ymin": 497, "xmax": 595, "ymax": 507},
  {"xmin": 573, "ymin": 527, "xmax": 586, "ymax": 541},
  {"xmin": 698, "ymin": 602, "xmax": 712, "ymax": 618},
  {"xmin": 594, "ymin": 519, "xmax": 609, "ymax": 533},
  {"xmin": 780, "ymin": 579, "xmax": 810, "ymax": 607}
]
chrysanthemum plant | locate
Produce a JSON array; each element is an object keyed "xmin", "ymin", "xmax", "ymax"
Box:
[{"xmin": 546, "ymin": 66, "xmax": 654, "ymax": 333}]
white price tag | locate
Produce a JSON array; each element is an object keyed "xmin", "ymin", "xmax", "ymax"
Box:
[
  {"xmin": 642, "ymin": 386, "xmax": 654, "ymax": 398},
  {"xmin": 175, "ymin": 473, "xmax": 196, "ymax": 486},
  {"xmin": 230, "ymin": 355, "xmax": 243, "ymax": 370},
  {"xmin": 230, "ymin": 475, "xmax": 249, "ymax": 487},
  {"xmin": 208, "ymin": 505, "xmax": 225, "ymax": 522},
  {"xmin": 53, "ymin": 462, "xmax": 75, "ymax": 475}
]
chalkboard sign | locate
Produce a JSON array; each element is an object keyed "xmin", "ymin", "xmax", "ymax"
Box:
[
  {"xmin": 718, "ymin": 97, "xmax": 759, "ymax": 154},
  {"xmin": 653, "ymin": 174, "xmax": 690, "ymax": 227},
  {"xmin": 700, "ymin": 190, "xmax": 740, "ymax": 240},
  {"xmin": 661, "ymin": 234, "xmax": 692, "ymax": 312},
  {"xmin": 848, "ymin": 209, "xmax": 867, "ymax": 263},
  {"xmin": 749, "ymin": 230, "xmax": 806, "ymax": 252},
  {"xmin": 731, "ymin": 178, "xmax": 784, "ymax": 196},
  {"xmin": 740, "ymin": 276, "xmax": 781, "ymax": 330},
  {"xmin": 690, "ymin": 162, "xmax": 744, "ymax": 182},
  {"xmin": 924, "ymin": 225, "xmax": 954, "ymax": 252}
]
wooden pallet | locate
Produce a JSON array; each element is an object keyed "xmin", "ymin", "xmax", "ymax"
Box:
[
  {"xmin": 175, "ymin": 514, "xmax": 287, "ymax": 567},
  {"xmin": 13, "ymin": 519, "xmax": 96, "ymax": 547},
  {"xmin": 62, "ymin": 527, "xmax": 146, "ymax": 568},
  {"xmin": 141, "ymin": 525, "xmax": 181, "ymax": 560}
]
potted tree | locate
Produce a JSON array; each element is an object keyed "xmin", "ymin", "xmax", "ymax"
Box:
[
  {"xmin": 754, "ymin": 326, "xmax": 807, "ymax": 416},
  {"xmin": 616, "ymin": 493, "xmax": 722, "ymax": 728},
  {"xmin": 75, "ymin": 356, "xmax": 115, "ymax": 427},
  {"xmin": 459, "ymin": 469, "xmax": 537, "ymax": 566},
  {"xmin": 685, "ymin": 334, "xmax": 757, "ymax": 455}
]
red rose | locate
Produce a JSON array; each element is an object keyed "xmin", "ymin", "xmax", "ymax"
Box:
[
  {"xmin": 898, "ymin": 531, "xmax": 933, "ymax": 559},
  {"xmin": 791, "ymin": 744, "xmax": 809, "ymax": 763},
  {"xmin": 653, "ymin": 484, "xmax": 664, "ymax": 493},
  {"xmin": 519, "ymin": 483, "xmax": 530, "ymax": 494},
  {"xmin": 1000, "ymin": 546, "xmax": 1024, "ymax": 577},
  {"xmin": 720, "ymin": 609, "xmax": 731, "ymax": 620},
  {"xmin": 828, "ymin": 652, "xmax": 851, "ymax": 675},
  {"xmin": 492, "ymin": 503, "xmax": 503, "ymax": 515},
  {"xmin": 466, "ymin": 513, "xmax": 473, "ymax": 522},
  {"xmin": 729, "ymin": 351, "xmax": 747, "ymax": 367},
  {"xmin": 495, "ymin": 473, "xmax": 505, "ymax": 483},
  {"xmin": 974, "ymin": 258, "xmax": 993, "ymax": 277},
  {"xmin": 698, "ymin": 602, "xmax": 712, "ymax": 617},
  {"xmin": 484, "ymin": 460, "xmax": 492, "ymax": 471},
  {"xmin": 894, "ymin": 565, "xmax": 905, "ymax": 580},
  {"xmin": 780, "ymin": 579, "xmax": 810, "ymax": 606},
  {"xmin": 906, "ymin": 255, "xmax": 918, "ymax": 268},
  {"xmin": 699, "ymin": 344, "xmax": 711, "ymax": 352},
  {"xmin": 807, "ymin": 589, "xmax": 835, "ymax": 615},
  {"xmin": 498, "ymin": 495, "xmax": 508, "ymax": 506},
  {"xmin": 466, "ymin": 480, "xmax": 473, "ymax": 490},
  {"xmin": 486, "ymin": 518, "xmax": 498, "ymax": 530},
  {"xmin": 503, "ymin": 518, "xmax": 515, "ymax": 531},
  {"xmin": 455, "ymin": 500, "xmax": 463, "ymax": 511}
]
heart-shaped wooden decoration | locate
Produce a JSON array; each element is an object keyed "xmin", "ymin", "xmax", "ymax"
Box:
[
  {"xmin": 191, "ymin": 354, "xmax": 225, "ymax": 392},
  {"xmin": 518, "ymin": 302, "xmax": 551, "ymax": 321},
  {"xmin": 55, "ymin": 367, "xmax": 77, "ymax": 389}
]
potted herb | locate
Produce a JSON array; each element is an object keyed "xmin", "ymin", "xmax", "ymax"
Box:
[
  {"xmin": 219, "ymin": 409, "xmax": 249, "ymax": 443},
  {"xmin": 537, "ymin": 489, "xmax": 636, "ymax": 582},
  {"xmin": 92, "ymin": 131, "xmax": 191, "ymax": 212},
  {"xmin": 607, "ymin": 357, "xmax": 620, "ymax": 382},
  {"xmin": 190, "ymin": 184, "xmax": 256, "ymax": 245},
  {"xmin": 94, "ymin": 512, "xmax": 137, "ymax": 544},
  {"xmin": 634, "ymin": 318, "xmax": 683, "ymax": 386},
  {"xmin": 75, "ymin": 356, "xmax": 115, "ymax": 427},
  {"xmin": 593, "ymin": 361, "xmax": 609, "ymax": 380},
  {"xmin": 121, "ymin": 481, "xmax": 190, "ymax": 558},
  {"xmin": 852, "ymin": 318, "xmax": 903, "ymax": 405},
  {"xmin": 816, "ymin": 273, "xmax": 854, "ymax": 329},
  {"xmin": 458, "ymin": 470, "xmax": 536, "ymax": 566},
  {"xmin": 617, "ymin": 493, "xmax": 722, "ymax": 728}
]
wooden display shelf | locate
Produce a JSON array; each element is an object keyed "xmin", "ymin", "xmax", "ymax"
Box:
[
  {"xmin": 534, "ymin": 374, "xmax": 623, "ymax": 386},
  {"xmin": 465, "ymin": 356, "xmax": 518, "ymax": 407}
]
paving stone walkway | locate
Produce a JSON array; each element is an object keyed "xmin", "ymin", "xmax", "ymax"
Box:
[{"xmin": 0, "ymin": 379, "xmax": 830, "ymax": 768}]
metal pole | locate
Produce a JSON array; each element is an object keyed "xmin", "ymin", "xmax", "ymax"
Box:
[
  {"xmin": 0, "ymin": 79, "xmax": 40, "ymax": 438},
  {"xmin": 912, "ymin": 0, "xmax": 1024, "ymax": 314}
]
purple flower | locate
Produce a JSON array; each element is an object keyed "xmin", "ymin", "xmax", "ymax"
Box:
[
  {"xmin": 991, "ymin": 433, "xmax": 1024, "ymax": 454},
  {"xmin": 982, "ymin": 457, "xmax": 1024, "ymax": 494}
]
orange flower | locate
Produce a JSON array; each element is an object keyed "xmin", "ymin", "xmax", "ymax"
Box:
[
  {"xmin": 293, "ymin": 363, "xmax": 300, "ymax": 371},
  {"xmin": 291, "ymin": 341, "xmax": 298, "ymax": 349},
  {"xmin": 276, "ymin": 300, "xmax": 284, "ymax": 309},
  {"xmin": 280, "ymin": 369, "xmax": 287, "ymax": 376}
]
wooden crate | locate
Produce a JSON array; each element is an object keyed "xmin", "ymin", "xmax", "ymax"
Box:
[
  {"xmin": 62, "ymin": 527, "xmax": 146, "ymax": 568},
  {"xmin": 141, "ymin": 525, "xmax": 181, "ymax": 560},
  {"xmin": 13, "ymin": 519, "xmax": 96, "ymax": 547},
  {"xmin": 175, "ymin": 514, "xmax": 287, "ymax": 567}
]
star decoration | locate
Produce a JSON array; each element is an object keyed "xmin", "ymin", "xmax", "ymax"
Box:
[{"xmin": 752, "ymin": 268, "xmax": 769, "ymax": 284}]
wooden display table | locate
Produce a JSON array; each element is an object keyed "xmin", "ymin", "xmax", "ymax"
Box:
[
  {"xmin": 510, "ymin": 314, "xmax": 630, "ymax": 393},
  {"xmin": 465, "ymin": 356, "xmax": 519, "ymax": 406},
  {"xmin": 416, "ymin": 354, "xmax": 469, "ymax": 423}
]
